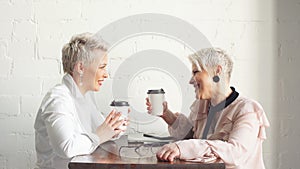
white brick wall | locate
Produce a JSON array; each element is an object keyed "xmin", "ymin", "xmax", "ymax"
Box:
[
  {"xmin": 0, "ymin": 0, "xmax": 299, "ymax": 169},
  {"xmin": 277, "ymin": 0, "xmax": 300, "ymax": 168},
  {"xmin": 0, "ymin": 96, "xmax": 19, "ymax": 116},
  {"xmin": 0, "ymin": 58, "xmax": 12, "ymax": 78}
]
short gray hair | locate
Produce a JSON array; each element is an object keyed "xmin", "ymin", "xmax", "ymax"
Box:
[
  {"xmin": 62, "ymin": 32, "xmax": 109, "ymax": 75},
  {"xmin": 188, "ymin": 48, "xmax": 233, "ymax": 80}
]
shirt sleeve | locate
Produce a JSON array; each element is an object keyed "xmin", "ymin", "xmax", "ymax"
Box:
[
  {"xmin": 168, "ymin": 99, "xmax": 208, "ymax": 140},
  {"xmin": 176, "ymin": 110, "xmax": 264, "ymax": 167},
  {"xmin": 168, "ymin": 114, "xmax": 194, "ymax": 139},
  {"xmin": 42, "ymin": 99, "xmax": 101, "ymax": 159}
]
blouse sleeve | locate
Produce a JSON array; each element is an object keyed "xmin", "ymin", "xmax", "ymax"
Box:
[
  {"xmin": 168, "ymin": 114, "xmax": 194, "ymax": 139},
  {"xmin": 168, "ymin": 99, "xmax": 209, "ymax": 140},
  {"xmin": 175, "ymin": 101, "xmax": 269, "ymax": 167},
  {"xmin": 42, "ymin": 99, "xmax": 100, "ymax": 158}
]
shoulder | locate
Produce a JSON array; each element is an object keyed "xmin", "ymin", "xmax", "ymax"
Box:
[
  {"xmin": 223, "ymin": 95, "xmax": 265, "ymax": 120},
  {"xmin": 39, "ymin": 83, "xmax": 74, "ymax": 115},
  {"xmin": 233, "ymin": 96, "xmax": 264, "ymax": 113},
  {"xmin": 46, "ymin": 84, "xmax": 72, "ymax": 103},
  {"xmin": 228, "ymin": 96, "xmax": 270, "ymax": 138}
]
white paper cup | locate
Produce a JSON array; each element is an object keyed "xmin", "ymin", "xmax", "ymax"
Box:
[
  {"xmin": 147, "ymin": 89, "xmax": 165, "ymax": 116},
  {"xmin": 110, "ymin": 100, "xmax": 129, "ymax": 137}
]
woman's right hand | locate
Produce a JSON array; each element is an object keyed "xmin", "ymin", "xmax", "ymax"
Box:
[
  {"xmin": 146, "ymin": 98, "xmax": 178, "ymax": 126},
  {"xmin": 96, "ymin": 109, "xmax": 124, "ymax": 144}
]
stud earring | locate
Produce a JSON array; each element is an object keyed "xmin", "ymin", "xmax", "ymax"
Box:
[{"xmin": 213, "ymin": 75, "xmax": 220, "ymax": 83}]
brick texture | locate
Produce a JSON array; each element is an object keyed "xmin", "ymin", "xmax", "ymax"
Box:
[{"xmin": 0, "ymin": 0, "xmax": 299, "ymax": 169}]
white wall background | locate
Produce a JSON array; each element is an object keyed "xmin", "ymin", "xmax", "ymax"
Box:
[{"xmin": 0, "ymin": 0, "xmax": 299, "ymax": 169}]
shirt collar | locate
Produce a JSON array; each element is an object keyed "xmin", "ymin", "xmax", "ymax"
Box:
[{"xmin": 62, "ymin": 74, "xmax": 84, "ymax": 99}]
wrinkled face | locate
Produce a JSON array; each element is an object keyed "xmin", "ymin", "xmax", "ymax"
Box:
[
  {"xmin": 190, "ymin": 64, "xmax": 212, "ymax": 100},
  {"xmin": 83, "ymin": 49, "xmax": 108, "ymax": 92}
]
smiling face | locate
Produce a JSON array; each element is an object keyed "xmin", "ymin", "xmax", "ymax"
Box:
[
  {"xmin": 83, "ymin": 49, "xmax": 108, "ymax": 92},
  {"xmin": 191, "ymin": 64, "xmax": 212, "ymax": 100}
]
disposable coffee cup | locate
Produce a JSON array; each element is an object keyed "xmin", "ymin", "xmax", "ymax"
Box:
[
  {"xmin": 147, "ymin": 88, "xmax": 165, "ymax": 116},
  {"xmin": 110, "ymin": 100, "xmax": 130, "ymax": 136}
]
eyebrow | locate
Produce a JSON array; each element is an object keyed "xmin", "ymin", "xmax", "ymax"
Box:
[{"xmin": 193, "ymin": 67, "xmax": 202, "ymax": 72}]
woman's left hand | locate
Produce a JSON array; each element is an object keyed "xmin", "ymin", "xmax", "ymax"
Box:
[{"xmin": 156, "ymin": 143, "xmax": 181, "ymax": 162}]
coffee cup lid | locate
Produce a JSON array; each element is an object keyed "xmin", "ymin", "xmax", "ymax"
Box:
[
  {"xmin": 110, "ymin": 100, "xmax": 130, "ymax": 106},
  {"xmin": 147, "ymin": 88, "xmax": 165, "ymax": 94}
]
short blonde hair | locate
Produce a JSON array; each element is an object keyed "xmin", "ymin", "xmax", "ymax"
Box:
[
  {"xmin": 188, "ymin": 48, "xmax": 233, "ymax": 80},
  {"xmin": 62, "ymin": 32, "xmax": 109, "ymax": 75}
]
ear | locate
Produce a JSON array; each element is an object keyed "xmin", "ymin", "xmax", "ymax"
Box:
[
  {"xmin": 215, "ymin": 65, "xmax": 222, "ymax": 75},
  {"xmin": 74, "ymin": 61, "xmax": 84, "ymax": 73}
]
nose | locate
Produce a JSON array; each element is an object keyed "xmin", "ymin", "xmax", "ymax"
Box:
[{"xmin": 103, "ymin": 70, "xmax": 109, "ymax": 78}]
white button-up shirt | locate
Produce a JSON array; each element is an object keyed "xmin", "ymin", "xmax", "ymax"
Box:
[{"xmin": 34, "ymin": 74, "xmax": 105, "ymax": 169}]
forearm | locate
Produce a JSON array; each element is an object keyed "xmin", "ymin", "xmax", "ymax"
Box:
[
  {"xmin": 45, "ymin": 113, "xmax": 100, "ymax": 158},
  {"xmin": 168, "ymin": 114, "xmax": 194, "ymax": 140},
  {"xmin": 161, "ymin": 108, "xmax": 177, "ymax": 125},
  {"xmin": 54, "ymin": 132, "xmax": 100, "ymax": 158},
  {"xmin": 175, "ymin": 112, "xmax": 261, "ymax": 166},
  {"xmin": 183, "ymin": 129, "xmax": 194, "ymax": 139}
]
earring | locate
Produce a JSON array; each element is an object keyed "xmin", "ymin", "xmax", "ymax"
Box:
[
  {"xmin": 79, "ymin": 71, "xmax": 83, "ymax": 86},
  {"xmin": 213, "ymin": 75, "xmax": 220, "ymax": 83}
]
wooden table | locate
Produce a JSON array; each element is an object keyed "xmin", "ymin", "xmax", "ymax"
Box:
[{"xmin": 69, "ymin": 136, "xmax": 225, "ymax": 169}]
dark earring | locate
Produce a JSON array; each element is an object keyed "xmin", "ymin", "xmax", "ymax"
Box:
[{"xmin": 213, "ymin": 76, "xmax": 220, "ymax": 83}]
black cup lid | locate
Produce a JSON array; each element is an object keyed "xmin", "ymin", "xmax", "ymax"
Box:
[
  {"xmin": 110, "ymin": 100, "xmax": 130, "ymax": 106},
  {"xmin": 147, "ymin": 88, "xmax": 165, "ymax": 94}
]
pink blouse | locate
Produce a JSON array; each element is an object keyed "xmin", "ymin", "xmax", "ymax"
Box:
[{"xmin": 168, "ymin": 96, "xmax": 270, "ymax": 169}]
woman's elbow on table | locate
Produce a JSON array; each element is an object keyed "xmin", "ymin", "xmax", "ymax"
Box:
[
  {"xmin": 53, "ymin": 138, "xmax": 94, "ymax": 159},
  {"xmin": 53, "ymin": 141, "xmax": 78, "ymax": 159}
]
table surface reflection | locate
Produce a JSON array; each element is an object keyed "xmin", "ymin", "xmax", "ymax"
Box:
[{"xmin": 69, "ymin": 136, "xmax": 225, "ymax": 169}]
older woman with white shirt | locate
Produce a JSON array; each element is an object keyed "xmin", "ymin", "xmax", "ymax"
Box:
[
  {"xmin": 34, "ymin": 33, "xmax": 127, "ymax": 169},
  {"xmin": 146, "ymin": 48, "xmax": 270, "ymax": 169}
]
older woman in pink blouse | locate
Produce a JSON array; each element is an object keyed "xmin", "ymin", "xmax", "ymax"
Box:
[{"xmin": 146, "ymin": 48, "xmax": 270, "ymax": 169}]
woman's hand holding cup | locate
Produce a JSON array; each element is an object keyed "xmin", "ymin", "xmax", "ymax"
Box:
[
  {"xmin": 110, "ymin": 100, "xmax": 130, "ymax": 139},
  {"xmin": 96, "ymin": 109, "xmax": 124, "ymax": 143},
  {"xmin": 146, "ymin": 97, "xmax": 177, "ymax": 126}
]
